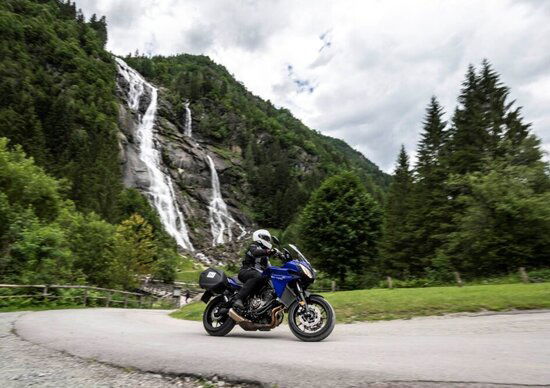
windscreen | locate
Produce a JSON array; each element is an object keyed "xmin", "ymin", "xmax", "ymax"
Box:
[{"xmin": 288, "ymin": 244, "xmax": 307, "ymax": 261}]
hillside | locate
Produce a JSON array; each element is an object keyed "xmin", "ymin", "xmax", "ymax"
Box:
[
  {"xmin": 0, "ymin": 0, "xmax": 122, "ymax": 221},
  {"xmin": 125, "ymin": 54, "xmax": 390, "ymax": 231}
]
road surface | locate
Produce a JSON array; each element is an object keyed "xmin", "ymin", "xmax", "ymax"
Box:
[{"xmin": 13, "ymin": 308, "xmax": 550, "ymax": 387}]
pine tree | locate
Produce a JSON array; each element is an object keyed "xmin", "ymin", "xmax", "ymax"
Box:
[
  {"xmin": 409, "ymin": 98, "xmax": 449, "ymax": 270},
  {"xmin": 379, "ymin": 146, "xmax": 416, "ymax": 277},
  {"xmin": 444, "ymin": 65, "xmax": 488, "ymax": 175},
  {"xmin": 445, "ymin": 60, "xmax": 539, "ymax": 173},
  {"xmin": 436, "ymin": 61, "xmax": 550, "ymax": 277},
  {"xmin": 439, "ymin": 160, "xmax": 550, "ymax": 275}
]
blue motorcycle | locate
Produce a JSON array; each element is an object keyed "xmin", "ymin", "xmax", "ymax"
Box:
[{"xmin": 198, "ymin": 243, "xmax": 335, "ymax": 342}]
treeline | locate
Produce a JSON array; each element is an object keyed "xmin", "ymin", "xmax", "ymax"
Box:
[
  {"xmin": 297, "ymin": 61, "xmax": 549, "ymax": 286},
  {"xmin": 0, "ymin": 1, "xmax": 183, "ymax": 290},
  {"xmin": 0, "ymin": 138, "xmax": 179, "ymax": 288},
  {"xmin": 125, "ymin": 54, "xmax": 390, "ymax": 229},
  {"xmin": 0, "ymin": 0, "xmax": 120, "ymax": 221}
]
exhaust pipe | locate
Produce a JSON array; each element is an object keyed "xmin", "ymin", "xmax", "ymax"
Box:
[
  {"xmin": 228, "ymin": 306, "xmax": 284, "ymax": 331},
  {"xmin": 228, "ymin": 308, "xmax": 248, "ymax": 323}
]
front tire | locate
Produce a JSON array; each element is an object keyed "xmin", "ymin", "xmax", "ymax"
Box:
[
  {"xmin": 202, "ymin": 296, "xmax": 235, "ymax": 336},
  {"xmin": 288, "ymin": 295, "xmax": 335, "ymax": 342}
]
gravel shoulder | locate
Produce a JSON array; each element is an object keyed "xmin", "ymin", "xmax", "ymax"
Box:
[{"xmin": 0, "ymin": 311, "xmax": 250, "ymax": 388}]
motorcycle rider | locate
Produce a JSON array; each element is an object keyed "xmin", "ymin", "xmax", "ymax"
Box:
[{"xmin": 232, "ymin": 229, "xmax": 276, "ymax": 310}]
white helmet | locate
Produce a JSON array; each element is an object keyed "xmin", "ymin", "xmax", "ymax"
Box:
[{"xmin": 252, "ymin": 229, "xmax": 272, "ymax": 249}]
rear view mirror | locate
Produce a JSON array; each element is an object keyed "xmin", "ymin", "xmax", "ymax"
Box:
[{"xmin": 272, "ymin": 236, "xmax": 280, "ymax": 246}]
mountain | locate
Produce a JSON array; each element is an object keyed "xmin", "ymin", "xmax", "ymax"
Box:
[
  {"xmin": 0, "ymin": 0, "xmax": 389, "ymax": 255},
  {"xmin": 122, "ymin": 54, "xmax": 390, "ymax": 242}
]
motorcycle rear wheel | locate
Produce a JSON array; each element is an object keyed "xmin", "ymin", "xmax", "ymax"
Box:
[
  {"xmin": 288, "ymin": 295, "xmax": 335, "ymax": 342},
  {"xmin": 203, "ymin": 295, "xmax": 235, "ymax": 336}
]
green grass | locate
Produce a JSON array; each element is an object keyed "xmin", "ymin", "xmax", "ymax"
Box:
[
  {"xmin": 175, "ymin": 255, "xmax": 205, "ymax": 283},
  {"xmin": 170, "ymin": 282, "xmax": 550, "ymax": 323},
  {"xmin": 170, "ymin": 301, "xmax": 206, "ymax": 321}
]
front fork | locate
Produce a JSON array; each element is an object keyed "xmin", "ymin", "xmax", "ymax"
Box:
[{"xmin": 295, "ymin": 282, "xmax": 308, "ymax": 308}]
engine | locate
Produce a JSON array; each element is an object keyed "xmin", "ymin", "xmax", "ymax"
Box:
[{"xmin": 247, "ymin": 287, "xmax": 275, "ymax": 317}]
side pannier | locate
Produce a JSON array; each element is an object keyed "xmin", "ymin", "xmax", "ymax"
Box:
[{"xmin": 199, "ymin": 268, "xmax": 228, "ymax": 294}]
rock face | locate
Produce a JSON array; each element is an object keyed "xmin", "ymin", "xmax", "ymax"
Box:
[{"xmin": 115, "ymin": 62, "xmax": 252, "ymax": 254}]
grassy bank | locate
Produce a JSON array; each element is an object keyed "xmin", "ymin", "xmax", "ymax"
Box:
[{"xmin": 170, "ymin": 282, "xmax": 550, "ymax": 323}]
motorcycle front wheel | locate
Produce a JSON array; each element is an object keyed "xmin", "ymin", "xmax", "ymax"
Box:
[
  {"xmin": 202, "ymin": 295, "xmax": 235, "ymax": 336},
  {"xmin": 288, "ymin": 295, "xmax": 335, "ymax": 342}
]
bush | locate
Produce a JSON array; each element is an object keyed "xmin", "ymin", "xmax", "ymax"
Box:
[{"xmin": 527, "ymin": 269, "xmax": 550, "ymax": 283}]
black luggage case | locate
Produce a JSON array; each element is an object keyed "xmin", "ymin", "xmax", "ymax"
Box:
[{"xmin": 199, "ymin": 268, "xmax": 228, "ymax": 294}]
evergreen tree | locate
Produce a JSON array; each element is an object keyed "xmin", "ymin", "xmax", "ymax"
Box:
[
  {"xmin": 379, "ymin": 146, "xmax": 416, "ymax": 277},
  {"xmin": 438, "ymin": 159, "xmax": 550, "ymax": 275},
  {"xmin": 444, "ymin": 60, "xmax": 540, "ymax": 174},
  {"xmin": 444, "ymin": 65, "xmax": 488, "ymax": 175},
  {"xmin": 298, "ymin": 171, "xmax": 381, "ymax": 284},
  {"xmin": 409, "ymin": 98, "xmax": 450, "ymax": 270},
  {"xmin": 435, "ymin": 61, "xmax": 550, "ymax": 277},
  {"xmin": 0, "ymin": 0, "xmax": 123, "ymax": 220}
]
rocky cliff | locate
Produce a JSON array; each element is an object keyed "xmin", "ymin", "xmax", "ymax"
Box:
[
  {"xmin": 116, "ymin": 59, "xmax": 252, "ymax": 256},
  {"xmin": 115, "ymin": 54, "xmax": 390, "ymax": 260}
]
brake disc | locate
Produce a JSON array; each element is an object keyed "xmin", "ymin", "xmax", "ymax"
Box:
[{"xmin": 298, "ymin": 305, "xmax": 323, "ymax": 330}]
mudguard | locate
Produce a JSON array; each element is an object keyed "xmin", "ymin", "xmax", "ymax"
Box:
[
  {"xmin": 304, "ymin": 291, "xmax": 324, "ymax": 299},
  {"xmin": 284, "ymin": 291, "xmax": 326, "ymax": 309}
]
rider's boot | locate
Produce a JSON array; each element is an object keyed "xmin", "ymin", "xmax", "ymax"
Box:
[{"xmin": 232, "ymin": 298, "xmax": 245, "ymax": 310}]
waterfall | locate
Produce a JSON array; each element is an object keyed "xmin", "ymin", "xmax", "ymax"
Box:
[
  {"xmin": 115, "ymin": 57, "xmax": 194, "ymax": 251},
  {"xmin": 206, "ymin": 155, "xmax": 245, "ymax": 245},
  {"xmin": 184, "ymin": 102, "xmax": 192, "ymax": 137}
]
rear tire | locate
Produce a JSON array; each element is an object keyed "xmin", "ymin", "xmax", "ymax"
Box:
[
  {"xmin": 202, "ymin": 296, "xmax": 235, "ymax": 336},
  {"xmin": 288, "ymin": 295, "xmax": 335, "ymax": 342}
]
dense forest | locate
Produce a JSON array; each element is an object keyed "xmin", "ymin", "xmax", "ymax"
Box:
[
  {"xmin": 0, "ymin": 0, "xmax": 183, "ymax": 288},
  {"xmin": 304, "ymin": 61, "xmax": 549, "ymax": 286}
]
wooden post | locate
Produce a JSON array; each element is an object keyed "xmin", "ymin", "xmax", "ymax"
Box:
[
  {"xmin": 454, "ymin": 271, "xmax": 463, "ymax": 287},
  {"xmin": 519, "ymin": 267, "xmax": 529, "ymax": 284},
  {"xmin": 138, "ymin": 295, "xmax": 143, "ymax": 308},
  {"xmin": 331, "ymin": 281, "xmax": 336, "ymax": 292},
  {"xmin": 123, "ymin": 294, "xmax": 128, "ymax": 308},
  {"xmin": 173, "ymin": 286, "xmax": 182, "ymax": 308},
  {"xmin": 82, "ymin": 288, "xmax": 88, "ymax": 306},
  {"xmin": 149, "ymin": 297, "xmax": 154, "ymax": 309},
  {"xmin": 43, "ymin": 285, "xmax": 49, "ymax": 302},
  {"xmin": 386, "ymin": 276, "xmax": 393, "ymax": 289},
  {"xmin": 106, "ymin": 291, "xmax": 112, "ymax": 307}
]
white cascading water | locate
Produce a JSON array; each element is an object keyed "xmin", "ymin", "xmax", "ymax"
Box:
[
  {"xmin": 206, "ymin": 155, "xmax": 245, "ymax": 245},
  {"xmin": 184, "ymin": 102, "xmax": 192, "ymax": 137},
  {"xmin": 115, "ymin": 57, "xmax": 194, "ymax": 251}
]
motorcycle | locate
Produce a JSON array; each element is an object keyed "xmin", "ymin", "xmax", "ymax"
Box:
[{"xmin": 198, "ymin": 240, "xmax": 335, "ymax": 342}]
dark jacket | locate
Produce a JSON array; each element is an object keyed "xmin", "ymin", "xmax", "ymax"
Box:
[{"xmin": 242, "ymin": 241, "xmax": 271, "ymax": 271}]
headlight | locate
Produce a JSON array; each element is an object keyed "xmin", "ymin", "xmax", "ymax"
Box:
[{"xmin": 299, "ymin": 263, "xmax": 313, "ymax": 278}]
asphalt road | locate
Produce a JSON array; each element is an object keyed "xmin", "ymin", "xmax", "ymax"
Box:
[{"xmin": 14, "ymin": 308, "xmax": 550, "ymax": 387}]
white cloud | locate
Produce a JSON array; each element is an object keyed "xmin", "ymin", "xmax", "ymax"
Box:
[{"xmin": 76, "ymin": 0, "xmax": 550, "ymax": 172}]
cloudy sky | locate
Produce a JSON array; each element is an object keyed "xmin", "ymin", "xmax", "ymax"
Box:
[{"xmin": 77, "ymin": 0, "xmax": 550, "ymax": 172}]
